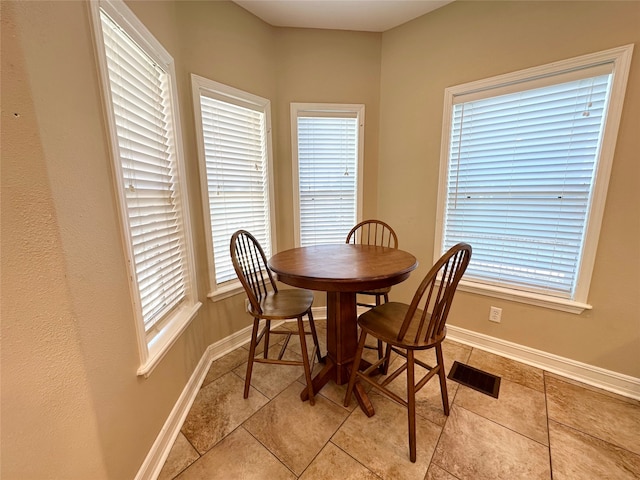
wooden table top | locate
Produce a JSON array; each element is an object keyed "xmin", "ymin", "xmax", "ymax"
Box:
[{"xmin": 268, "ymin": 244, "xmax": 418, "ymax": 292}]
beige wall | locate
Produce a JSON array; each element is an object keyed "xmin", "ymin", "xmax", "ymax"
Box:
[
  {"xmin": 273, "ymin": 28, "xmax": 382, "ymax": 251},
  {"xmin": 1, "ymin": 0, "xmax": 381, "ymax": 478},
  {"xmin": 2, "ymin": 0, "xmax": 638, "ymax": 478},
  {"xmin": 378, "ymin": 1, "xmax": 640, "ymax": 377}
]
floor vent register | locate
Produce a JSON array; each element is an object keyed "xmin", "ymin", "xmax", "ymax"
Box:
[{"xmin": 448, "ymin": 361, "xmax": 501, "ymax": 398}]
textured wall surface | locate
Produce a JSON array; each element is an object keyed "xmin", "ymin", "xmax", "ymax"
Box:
[{"xmin": 2, "ymin": 1, "xmax": 638, "ymax": 478}]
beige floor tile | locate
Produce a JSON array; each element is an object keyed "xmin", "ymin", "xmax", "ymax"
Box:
[
  {"xmin": 425, "ymin": 463, "xmax": 459, "ymax": 480},
  {"xmin": 383, "ymin": 361, "xmax": 456, "ymax": 428},
  {"xmin": 545, "ymin": 374, "xmax": 640, "ymax": 455},
  {"xmin": 296, "ymin": 358, "xmax": 380, "ymax": 413},
  {"xmin": 157, "ymin": 432, "xmax": 200, "ymax": 480},
  {"xmin": 332, "ymin": 392, "xmax": 441, "ymax": 480},
  {"xmin": 243, "ymin": 382, "xmax": 349, "ymax": 476},
  {"xmin": 181, "ymin": 372, "xmax": 268, "ymax": 454},
  {"xmin": 549, "ymin": 420, "xmax": 640, "ymax": 480},
  {"xmin": 408, "ymin": 339, "xmax": 473, "ymax": 382},
  {"xmin": 299, "ymin": 443, "xmax": 379, "ymax": 480},
  {"xmin": 202, "ymin": 348, "xmax": 248, "ymax": 388},
  {"xmin": 454, "ymin": 378, "xmax": 548, "ymax": 445},
  {"xmin": 545, "ymin": 371, "xmax": 640, "ymax": 406},
  {"xmin": 306, "ymin": 373, "xmax": 359, "ymax": 412},
  {"xmin": 176, "ymin": 427, "xmax": 296, "ymax": 480},
  {"xmin": 419, "ymin": 339, "xmax": 473, "ymax": 369},
  {"xmin": 466, "ymin": 348, "xmax": 544, "ymax": 392},
  {"xmin": 282, "ymin": 326, "xmax": 326, "ymax": 364},
  {"xmin": 234, "ymin": 348, "xmax": 308, "ymax": 400},
  {"xmin": 161, "ymin": 335, "xmax": 640, "ymax": 480},
  {"xmin": 381, "ymin": 339, "xmax": 472, "ymax": 427},
  {"xmin": 432, "ymin": 405, "xmax": 550, "ymax": 480}
]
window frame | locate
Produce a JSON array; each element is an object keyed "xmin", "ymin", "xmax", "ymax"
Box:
[
  {"xmin": 435, "ymin": 45, "xmax": 634, "ymax": 314},
  {"xmin": 191, "ymin": 75, "xmax": 276, "ymax": 301},
  {"xmin": 290, "ymin": 103, "xmax": 365, "ymax": 247},
  {"xmin": 90, "ymin": 0, "xmax": 201, "ymax": 376}
]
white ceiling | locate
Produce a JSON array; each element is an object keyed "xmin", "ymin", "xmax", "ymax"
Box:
[{"xmin": 233, "ymin": 0, "xmax": 454, "ymax": 32}]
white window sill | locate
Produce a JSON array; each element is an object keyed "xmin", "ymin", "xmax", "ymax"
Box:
[
  {"xmin": 207, "ymin": 281, "xmax": 245, "ymax": 302},
  {"xmin": 137, "ymin": 301, "xmax": 202, "ymax": 377},
  {"xmin": 458, "ymin": 280, "xmax": 592, "ymax": 314}
]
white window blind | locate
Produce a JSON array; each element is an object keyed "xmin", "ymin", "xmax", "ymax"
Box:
[
  {"xmin": 294, "ymin": 109, "xmax": 362, "ymax": 247},
  {"xmin": 100, "ymin": 11, "xmax": 187, "ymax": 332},
  {"xmin": 443, "ymin": 70, "xmax": 612, "ymax": 299},
  {"xmin": 198, "ymin": 93, "xmax": 271, "ymax": 285}
]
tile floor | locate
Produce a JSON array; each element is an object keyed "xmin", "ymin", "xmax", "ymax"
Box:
[{"xmin": 159, "ymin": 320, "xmax": 640, "ymax": 480}]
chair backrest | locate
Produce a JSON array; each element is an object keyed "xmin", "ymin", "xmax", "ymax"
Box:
[
  {"xmin": 346, "ymin": 220, "xmax": 398, "ymax": 248},
  {"xmin": 230, "ymin": 230, "xmax": 277, "ymax": 315},
  {"xmin": 397, "ymin": 243, "xmax": 472, "ymax": 344}
]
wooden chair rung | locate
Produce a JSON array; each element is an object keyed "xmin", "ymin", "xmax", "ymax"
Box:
[
  {"xmin": 415, "ymin": 365, "xmax": 440, "ymax": 393},
  {"xmin": 380, "ymin": 362, "xmax": 407, "ymax": 388},
  {"xmin": 253, "ymin": 358, "xmax": 304, "ymax": 367},
  {"xmin": 356, "ymin": 371, "xmax": 408, "ymax": 408}
]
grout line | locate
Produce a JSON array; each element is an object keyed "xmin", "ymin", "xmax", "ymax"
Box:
[
  {"xmin": 328, "ymin": 439, "xmax": 384, "ymax": 479},
  {"xmin": 544, "ymin": 371, "xmax": 555, "ymax": 480}
]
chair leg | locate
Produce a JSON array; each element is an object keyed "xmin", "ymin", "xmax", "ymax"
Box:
[
  {"xmin": 297, "ymin": 316, "xmax": 315, "ymax": 406},
  {"xmin": 381, "ymin": 343, "xmax": 392, "ymax": 375},
  {"xmin": 307, "ymin": 309, "xmax": 323, "ymax": 364},
  {"xmin": 244, "ymin": 317, "xmax": 261, "ymax": 399},
  {"xmin": 407, "ymin": 349, "xmax": 417, "ymax": 463},
  {"xmin": 379, "ymin": 284, "xmax": 392, "ymax": 375},
  {"xmin": 263, "ymin": 320, "xmax": 271, "ymax": 359},
  {"xmin": 374, "ymin": 294, "xmax": 385, "ymax": 366},
  {"xmin": 435, "ymin": 343, "xmax": 450, "ymax": 416},
  {"xmin": 344, "ymin": 330, "xmax": 368, "ymax": 407}
]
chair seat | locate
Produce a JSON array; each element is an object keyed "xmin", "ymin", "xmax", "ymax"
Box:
[
  {"xmin": 358, "ymin": 286, "xmax": 391, "ymax": 295},
  {"xmin": 250, "ymin": 289, "xmax": 314, "ymax": 320},
  {"xmin": 358, "ymin": 302, "xmax": 445, "ymax": 349}
]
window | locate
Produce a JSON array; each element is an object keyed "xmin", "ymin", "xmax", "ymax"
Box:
[
  {"xmin": 91, "ymin": 0, "xmax": 201, "ymax": 376},
  {"xmin": 435, "ymin": 45, "xmax": 633, "ymax": 313},
  {"xmin": 191, "ymin": 76, "xmax": 275, "ymax": 300},
  {"xmin": 291, "ymin": 103, "xmax": 364, "ymax": 247}
]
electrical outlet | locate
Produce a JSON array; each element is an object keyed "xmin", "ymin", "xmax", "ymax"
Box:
[{"xmin": 489, "ymin": 306, "xmax": 502, "ymax": 323}]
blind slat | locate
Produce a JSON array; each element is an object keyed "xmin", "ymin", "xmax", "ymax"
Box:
[
  {"xmin": 297, "ymin": 115, "xmax": 359, "ymax": 246},
  {"xmin": 444, "ymin": 73, "xmax": 612, "ymax": 298},
  {"xmin": 199, "ymin": 94, "xmax": 271, "ymax": 284},
  {"xmin": 101, "ymin": 10, "xmax": 187, "ymax": 331}
]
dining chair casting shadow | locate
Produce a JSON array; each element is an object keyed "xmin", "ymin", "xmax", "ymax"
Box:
[
  {"xmin": 343, "ymin": 242, "xmax": 472, "ymax": 462},
  {"xmin": 346, "ymin": 219, "xmax": 399, "ymax": 371},
  {"xmin": 230, "ymin": 230, "xmax": 323, "ymax": 405}
]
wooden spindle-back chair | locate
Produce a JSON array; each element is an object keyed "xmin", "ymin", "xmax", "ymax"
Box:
[
  {"xmin": 346, "ymin": 220, "xmax": 399, "ymax": 369},
  {"xmin": 231, "ymin": 230, "xmax": 322, "ymax": 405},
  {"xmin": 344, "ymin": 242, "xmax": 472, "ymax": 461}
]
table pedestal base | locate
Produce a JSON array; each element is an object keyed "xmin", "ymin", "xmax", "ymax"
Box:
[
  {"xmin": 300, "ymin": 356, "xmax": 375, "ymax": 416},
  {"xmin": 299, "ymin": 291, "xmax": 375, "ymax": 417}
]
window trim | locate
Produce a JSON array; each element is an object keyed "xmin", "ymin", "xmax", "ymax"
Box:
[
  {"xmin": 191, "ymin": 75, "xmax": 276, "ymax": 301},
  {"xmin": 90, "ymin": 0, "xmax": 201, "ymax": 376},
  {"xmin": 435, "ymin": 44, "xmax": 634, "ymax": 314},
  {"xmin": 290, "ymin": 103, "xmax": 365, "ymax": 247}
]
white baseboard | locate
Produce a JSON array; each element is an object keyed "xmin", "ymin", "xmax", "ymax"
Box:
[
  {"xmin": 135, "ymin": 347, "xmax": 213, "ymax": 480},
  {"xmin": 446, "ymin": 324, "xmax": 640, "ymax": 401},
  {"xmin": 137, "ymin": 323, "xmax": 255, "ymax": 480}
]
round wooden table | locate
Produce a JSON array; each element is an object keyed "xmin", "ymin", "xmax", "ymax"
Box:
[{"xmin": 269, "ymin": 243, "xmax": 417, "ymax": 415}]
